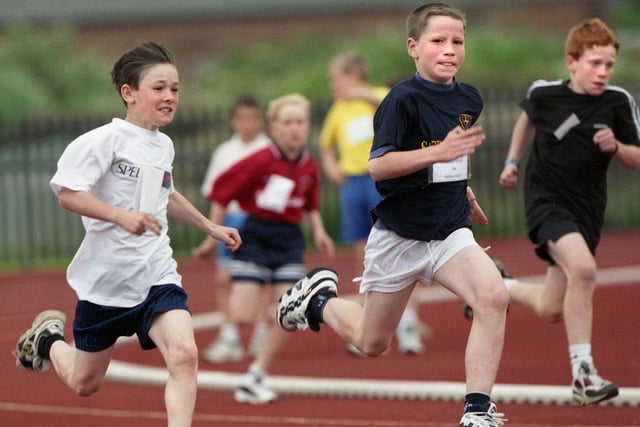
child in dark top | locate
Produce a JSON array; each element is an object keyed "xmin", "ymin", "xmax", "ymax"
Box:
[
  {"xmin": 497, "ymin": 17, "xmax": 640, "ymax": 407},
  {"xmin": 277, "ymin": 4, "xmax": 508, "ymax": 426}
]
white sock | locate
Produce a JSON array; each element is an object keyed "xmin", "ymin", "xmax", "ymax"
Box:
[
  {"xmin": 398, "ymin": 306, "xmax": 418, "ymax": 328},
  {"xmin": 247, "ymin": 363, "xmax": 265, "ymax": 380},
  {"xmin": 220, "ymin": 323, "xmax": 240, "ymax": 342},
  {"xmin": 570, "ymin": 343, "xmax": 593, "ymax": 378},
  {"xmin": 503, "ymin": 277, "xmax": 518, "ymax": 290}
]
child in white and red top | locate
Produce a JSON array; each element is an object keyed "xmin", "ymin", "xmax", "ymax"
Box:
[{"xmin": 196, "ymin": 93, "xmax": 334, "ymax": 404}]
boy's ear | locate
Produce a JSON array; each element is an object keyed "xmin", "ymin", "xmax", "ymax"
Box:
[
  {"xmin": 565, "ymin": 54, "xmax": 576, "ymax": 71},
  {"xmin": 407, "ymin": 38, "xmax": 419, "ymax": 59},
  {"xmin": 120, "ymin": 84, "xmax": 135, "ymax": 104}
]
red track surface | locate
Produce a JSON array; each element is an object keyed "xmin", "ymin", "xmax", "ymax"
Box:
[{"xmin": 2, "ymin": 230, "xmax": 639, "ymax": 426}]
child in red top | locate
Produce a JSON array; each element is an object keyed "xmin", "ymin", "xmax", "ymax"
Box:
[{"xmin": 197, "ymin": 93, "xmax": 334, "ymax": 404}]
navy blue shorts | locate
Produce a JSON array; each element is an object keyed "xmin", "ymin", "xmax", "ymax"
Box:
[
  {"xmin": 73, "ymin": 284, "xmax": 190, "ymax": 352},
  {"xmin": 229, "ymin": 215, "xmax": 305, "ymax": 284}
]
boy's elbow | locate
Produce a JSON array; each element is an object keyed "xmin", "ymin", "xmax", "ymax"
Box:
[{"xmin": 368, "ymin": 159, "xmax": 383, "ymax": 181}]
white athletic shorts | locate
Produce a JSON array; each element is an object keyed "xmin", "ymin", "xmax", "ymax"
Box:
[{"xmin": 359, "ymin": 226, "xmax": 478, "ymax": 294}]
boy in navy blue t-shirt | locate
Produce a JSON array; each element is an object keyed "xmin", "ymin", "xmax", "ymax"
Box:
[{"xmin": 278, "ymin": 3, "xmax": 509, "ymax": 426}]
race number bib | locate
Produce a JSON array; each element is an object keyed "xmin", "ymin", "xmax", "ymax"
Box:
[
  {"xmin": 429, "ymin": 154, "xmax": 469, "ymax": 183},
  {"xmin": 256, "ymin": 174, "xmax": 295, "ymax": 213}
]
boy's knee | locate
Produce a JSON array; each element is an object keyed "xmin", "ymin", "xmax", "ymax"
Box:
[
  {"xmin": 167, "ymin": 341, "xmax": 199, "ymax": 371},
  {"xmin": 569, "ymin": 263, "xmax": 597, "ymax": 288},
  {"xmin": 539, "ymin": 306, "xmax": 563, "ymax": 324},
  {"xmin": 478, "ymin": 282, "xmax": 510, "ymax": 314},
  {"xmin": 358, "ymin": 336, "xmax": 391, "ymax": 357},
  {"xmin": 73, "ymin": 376, "xmax": 104, "ymax": 397}
]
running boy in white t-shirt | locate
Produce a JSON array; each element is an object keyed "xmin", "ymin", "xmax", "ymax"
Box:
[{"xmin": 13, "ymin": 41, "xmax": 241, "ymax": 427}]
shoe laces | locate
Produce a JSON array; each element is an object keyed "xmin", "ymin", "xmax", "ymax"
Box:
[
  {"xmin": 461, "ymin": 403, "xmax": 506, "ymax": 427},
  {"xmin": 576, "ymin": 362, "xmax": 608, "ymax": 388}
]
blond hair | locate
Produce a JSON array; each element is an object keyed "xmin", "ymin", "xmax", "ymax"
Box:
[
  {"xmin": 266, "ymin": 93, "xmax": 311, "ymax": 123},
  {"xmin": 329, "ymin": 50, "xmax": 369, "ymax": 81}
]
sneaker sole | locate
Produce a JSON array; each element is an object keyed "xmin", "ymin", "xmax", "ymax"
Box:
[
  {"xmin": 277, "ymin": 267, "xmax": 338, "ymax": 331},
  {"xmin": 572, "ymin": 384, "xmax": 619, "ymax": 406},
  {"xmin": 13, "ymin": 310, "xmax": 66, "ymax": 371},
  {"xmin": 234, "ymin": 387, "xmax": 276, "ymax": 404}
]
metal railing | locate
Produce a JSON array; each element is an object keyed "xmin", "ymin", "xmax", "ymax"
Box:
[{"xmin": 2, "ymin": 86, "xmax": 640, "ymax": 267}]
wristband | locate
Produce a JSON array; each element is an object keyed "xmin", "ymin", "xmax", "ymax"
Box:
[
  {"xmin": 611, "ymin": 143, "xmax": 619, "ymax": 154},
  {"xmin": 504, "ymin": 158, "xmax": 519, "ymax": 169}
]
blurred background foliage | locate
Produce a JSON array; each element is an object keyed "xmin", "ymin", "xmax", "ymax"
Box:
[{"xmin": 1, "ymin": 0, "xmax": 640, "ymax": 127}]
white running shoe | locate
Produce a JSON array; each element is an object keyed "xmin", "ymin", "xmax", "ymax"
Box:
[
  {"xmin": 234, "ymin": 374, "xmax": 277, "ymax": 404},
  {"xmin": 571, "ymin": 361, "xmax": 619, "ymax": 406},
  {"xmin": 202, "ymin": 336, "xmax": 244, "ymax": 363},
  {"xmin": 14, "ymin": 310, "xmax": 66, "ymax": 373},
  {"xmin": 277, "ymin": 267, "xmax": 338, "ymax": 332},
  {"xmin": 459, "ymin": 402, "xmax": 506, "ymax": 427},
  {"xmin": 396, "ymin": 322, "xmax": 424, "ymax": 355}
]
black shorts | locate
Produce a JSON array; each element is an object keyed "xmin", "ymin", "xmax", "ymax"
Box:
[
  {"xmin": 73, "ymin": 284, "xmax": 190, "ymax": 352},
  {"xmin": 529, "ymin": 211, "xmax": 598, "ymax": 264}
]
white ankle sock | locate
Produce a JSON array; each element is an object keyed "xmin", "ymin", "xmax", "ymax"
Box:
[
  {"xmin": 570, "ymin": 343, "xmax": 593, "ymax": 378},
  {"xmin": 220, "ymin": 323, "xmax": 240, "ymax": 342}
]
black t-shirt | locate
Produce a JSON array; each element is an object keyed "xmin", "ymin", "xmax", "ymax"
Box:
[
  {"xmin": 370, "ymin": 74, "xmax": 484, "ymax": 241},
  {"xmin": 521, "ymin": 79, "xmax": 640, "ymax": 244}
]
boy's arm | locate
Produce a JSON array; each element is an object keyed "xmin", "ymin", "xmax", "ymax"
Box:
[
  {"xmin": 592, "ymin": 127, "xmax": 640, "ymax": 170},
  {"xmin": 168, "ymin": 191, "xmax": 241, "ymax": 251},
  {"xmin": 192, "ymin": 201, "xmax": 229, "ymax": 259},
  {"xmin": 58, "ymin": 187, "xmax": 162, "ymax": 236},
  {"xmin": 307, "ymin": 210, "xmax": 335, "ymax": 259},
  {"xmin": 320, "ymin": 145, "xmax": 345, "ymax": 186},
  {"xmin": 344, "ymin": 83, "xmax": 386, "ymax": 107},
  {"xmin": 369, "ymin": 125, "xmax": 485, "ymax": 181},
  {"xmin": 611, "ymin": 142, "xmax": 640, "ymax": 170},
  {"xmin": 466, "ymin": 186, "xmax": 488, "ymax": 225},
  {"xmin": 499, "ymin": 111, "xmax": 536, "ymax": 190}
]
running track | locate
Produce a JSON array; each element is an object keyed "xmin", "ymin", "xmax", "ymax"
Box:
[{"xmin": 2, "ymin": 230, "xmax": 639, "ymax": 426}]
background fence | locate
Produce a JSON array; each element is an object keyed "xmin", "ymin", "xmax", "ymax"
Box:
[{"xmin": 2, "ymin": 85, "xmax": 640, "ymax": 267}]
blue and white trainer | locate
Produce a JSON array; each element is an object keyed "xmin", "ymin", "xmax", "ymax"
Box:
[
  {"xmin": 459, "ymin": 402, "xmax": 506, "ymax": 427},
  {"xmin": 277, "ymin": 267, "xmax": 338, "ymax": 332}
]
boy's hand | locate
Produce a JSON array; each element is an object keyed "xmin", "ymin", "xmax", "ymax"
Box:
[
  {"xmin": 593, "ymin": 127, "xmax": 618, "ymax": 154},
  {"xmin": 118, "ymin": 211, "xmax": 163, "ymax": 235},
  {"xmin": 210, "ymin": 225, "xmax": 242, "ymax": 252},
  {"xmin": 499, "ymin": 164, "xmax": 519, "ymax": 189},
  {"xmin": 466, "ymin": 186, "xmax": 488, "ymax": 225},
  {"xmin": 192, "ymin": 236, "xmax": 218, "ymax": 260},
  {"xmin": 440, "ymin": 125, "xmax": 486, "ymax": 162}
]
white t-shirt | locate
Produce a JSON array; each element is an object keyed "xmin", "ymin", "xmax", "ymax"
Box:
[
  {"xmin": 200, "ymin": 133, "xmax": 270, "ymax": 214},
  {"xmin": 50, "ymin": 118, "xmax": 182, "ymax": 307}
]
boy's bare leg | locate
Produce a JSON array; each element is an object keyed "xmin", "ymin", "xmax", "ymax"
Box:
[
  {"xmin": 508, "ymin": 232, "xmax": 596, "ymax": 345},
  {"xmin": 149, "ymin": 309, "xmax": 198, "ymax": 427},
  {"xmin": 323, "ymin": 286, "xmax": 413, "ymax": 356},
  {"xmin": 546, "ymin": 233, "xmax": 596, "ymax": 346},
  {"xmin": 251, "ymin": 284, "xmax": 296, "ymax": 372},
  {"xmin": 50, "ymin": 342, "xmax": 113, "ymax": 396},
  {"xmin": 435, "ymin": 245, "xmax": 509, "ymax": 393}
]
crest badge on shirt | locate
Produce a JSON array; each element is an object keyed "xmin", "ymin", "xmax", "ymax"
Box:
[
  {"xmin": 458, "ymin": 114, "xmax": 473, "ymax": 130},
  {"xmin": 162, "ymin": 171, "xmax": 172, "ymax": 189}
]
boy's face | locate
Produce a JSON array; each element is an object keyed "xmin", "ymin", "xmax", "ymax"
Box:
[
  {"xmin": 122, "ymin": 63, "xmax": 179, "ymax": 131},
  {"xmin": 231, "ymin": 106, "xmax": 264, "ymax": 143},
  {"xmin": 566, "ymin": 44, "xmax": 617, "ymax": 96},
  {"xmin": 329, "ymin": 65, "xmax": 360, "ymax": 100},
  {"xmin": 407, "ymin": 15, "xmax": 465, "ymax": 85},
  {"xmin": 269, "ymin": 104, "xmax": 310, "ymax": 159}
]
